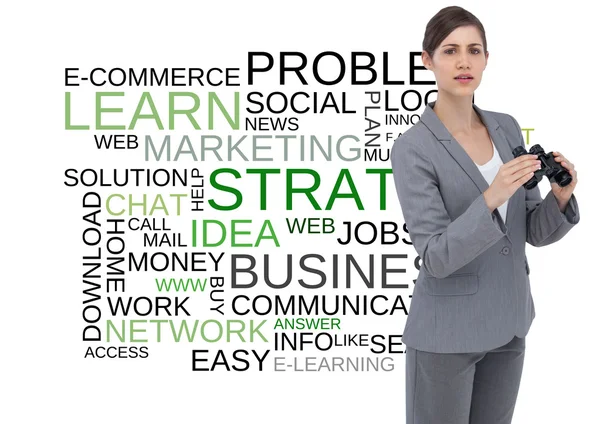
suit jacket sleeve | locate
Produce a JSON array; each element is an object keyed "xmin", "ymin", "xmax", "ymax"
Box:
[
  {"xmin": 391, "ymin": 138, "xmax": 506, "ymax": 279},
  {"xmin": 508, "ymin": 115, "xmax": 580, "ymax": 247}
]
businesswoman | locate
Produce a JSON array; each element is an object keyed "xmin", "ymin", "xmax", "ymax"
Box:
[{"xmin": 390, "ymin": 6, "xmax": 580, "ymax": 424}]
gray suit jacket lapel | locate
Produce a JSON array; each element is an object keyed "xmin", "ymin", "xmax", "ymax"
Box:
[{"xmin": 419, "ymin": 100, "xmax": 517, "ymax": 230}]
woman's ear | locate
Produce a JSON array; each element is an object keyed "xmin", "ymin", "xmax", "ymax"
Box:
[{"xmin": 422, "ymin": 51, "xmax": 432, "ymax": 70}]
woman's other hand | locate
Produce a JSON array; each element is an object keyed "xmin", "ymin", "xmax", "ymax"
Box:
[{"xmin": 550, "ymin": 151, "xmax": 577, "ymax": 210}]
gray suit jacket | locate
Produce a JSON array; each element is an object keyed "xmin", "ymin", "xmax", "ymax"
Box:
[{"xmin": 391, "ymin": 100, "xmax": 580, "ymax": 353}]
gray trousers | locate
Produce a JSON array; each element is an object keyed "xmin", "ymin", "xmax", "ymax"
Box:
[{"xmin": 405, "ymin": 335, "xmax": 526, "ymax": 424}]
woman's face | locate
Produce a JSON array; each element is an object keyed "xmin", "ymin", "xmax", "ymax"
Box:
[{"xmin": 423, "ymin": 25, "xmax": 489, "ymax": 97}]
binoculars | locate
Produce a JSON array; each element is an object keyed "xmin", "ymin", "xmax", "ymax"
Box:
[{"xmin": 512, "ymin": 144, "xmax": 572, "ymax": 190}]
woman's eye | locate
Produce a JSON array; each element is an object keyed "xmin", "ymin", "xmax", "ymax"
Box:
[{"xmin": 444, "ymin": 49, "xmax": 480, "ymax": 54}]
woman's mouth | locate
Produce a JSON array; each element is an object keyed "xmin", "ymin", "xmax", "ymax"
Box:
[{"xmin": 455, "ymin": 76, "xmax": 474, "ymax": 84}]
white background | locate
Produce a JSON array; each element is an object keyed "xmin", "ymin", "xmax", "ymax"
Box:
[{"xmin": 2, "ymin": 0, "xmax": 599, "ymax": 423}]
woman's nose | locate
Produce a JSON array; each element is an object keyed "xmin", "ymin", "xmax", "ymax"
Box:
[{"xmin": 457, "ymin": 52, "xmax": 471, "ymax": 68}]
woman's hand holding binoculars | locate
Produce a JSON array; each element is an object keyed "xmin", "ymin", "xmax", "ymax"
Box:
[{"xmin": 483, "ymin": 154, "xmax": 540, "ymax": 212}]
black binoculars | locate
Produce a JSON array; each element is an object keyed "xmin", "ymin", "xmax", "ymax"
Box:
[{"xmin": 512, "ymin": 144, "xmax": 572, "ymax": 190}]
